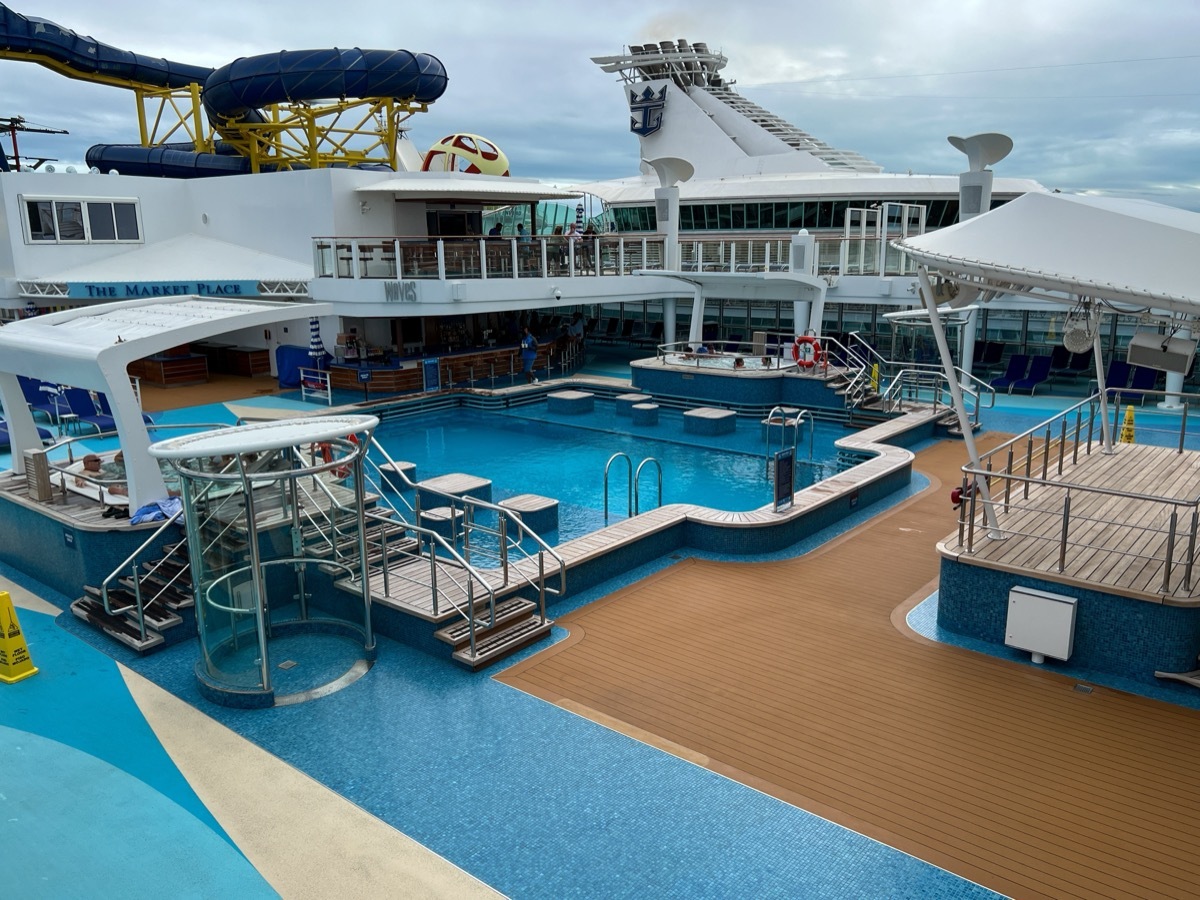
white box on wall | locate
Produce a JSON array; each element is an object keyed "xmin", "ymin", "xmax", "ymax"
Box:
[{"xmin": 1005, "ymin": 586, "xmax": 1077, "ymax": 664}]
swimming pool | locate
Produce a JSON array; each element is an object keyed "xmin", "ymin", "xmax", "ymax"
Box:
[{"xmin": 370, "ymin": 401, "xmax": 842, "ymax": 541}]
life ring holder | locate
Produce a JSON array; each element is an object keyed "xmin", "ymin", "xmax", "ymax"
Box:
[{"xmin": 791, "ymin": 335, "xmax": 823, "ymax": 369}]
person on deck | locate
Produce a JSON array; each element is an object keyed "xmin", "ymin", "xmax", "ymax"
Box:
[{"xmin": 521, "ymin": 326, "xmax": 539, "ymax": 384}]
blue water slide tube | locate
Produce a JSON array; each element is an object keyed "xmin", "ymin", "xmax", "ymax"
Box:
[
  {"xmin": 1, "ymin": 4, "xmax": 448, "ymax": 177},
  {"xmin": 0, "ymin": 3, "xmax": 213, "ymax": 88}
]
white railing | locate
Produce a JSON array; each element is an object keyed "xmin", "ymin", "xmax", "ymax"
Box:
[{"xmin": 312, "ymin": 232, "xmax": 920, "ymax": 282}]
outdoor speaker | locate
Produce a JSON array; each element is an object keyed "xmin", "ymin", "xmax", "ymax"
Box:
[{"xmin": 1126, "ymin": 332, "xmax": 1197, "ymax": 374}]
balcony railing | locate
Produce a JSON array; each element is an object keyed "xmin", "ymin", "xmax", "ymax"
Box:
[
  {"xmin": 314, "ymin": 231, "xmax": 921, "ymax": 282},
  {"xmin": 315, "ymin": 236, "xmax": 666, "ymax": 281}
]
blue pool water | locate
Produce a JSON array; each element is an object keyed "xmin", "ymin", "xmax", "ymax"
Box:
[{"xmin": 371, "ymin": 401, "xmax": 841, "ymax": 540}]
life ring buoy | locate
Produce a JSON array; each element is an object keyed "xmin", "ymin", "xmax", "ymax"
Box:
[
  {"xmin": 791, "ymin": 335, "xmax": 822, "ymax": 368},
  {"xmin": 314, "ymin": 433, "xmax": 359, "ymax": 479},
  {"xmin": 951, "ymin": 482, "xmax": 978, "ymax": 509}
]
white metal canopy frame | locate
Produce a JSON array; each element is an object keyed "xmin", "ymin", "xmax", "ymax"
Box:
[
  {"xmin": 0, "ymin": 296, "xmax": 333, "ymax": 508},
  {"xmin": 893, "ymin": 192, "xmax": 1200, "ymax": 537}
]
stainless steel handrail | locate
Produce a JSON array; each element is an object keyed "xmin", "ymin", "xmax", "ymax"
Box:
[
  {"xmin": 604, "ymin": 452, "xmax": 632, "ymax": 521},
  {"xmin": 633, "ymin": 457, "xmax": 662, "ymax": 514}
]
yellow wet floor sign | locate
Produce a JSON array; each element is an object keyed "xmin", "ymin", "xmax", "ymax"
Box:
[
  {"xmin": 0, "ymin": 589, "xmax": 38, "ymax": 684},
  {"xmin": 1119, "ymin": 406, "xmax": 1136, "ymax": 444}
]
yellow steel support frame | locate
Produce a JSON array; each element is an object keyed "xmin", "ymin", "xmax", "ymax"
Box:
[
  {"xmin": 0, "ymin": 53, "xmax": 422, "ymax": 169},
  {"xmin": 215, "ymin": 97, "xmax": 421, "ymax": 172}
]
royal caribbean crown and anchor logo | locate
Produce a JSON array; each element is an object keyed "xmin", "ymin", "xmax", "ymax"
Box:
[{"xmin": 629, "ymin": 85, "xmax": 668, "ymax": 136}]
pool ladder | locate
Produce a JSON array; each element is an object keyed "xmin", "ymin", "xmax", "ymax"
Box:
[
  {"xmin": 765, "ymin": 406, "xmax": 814, "ymax": 479},
  {"xmin": 604, "ymin": 452, "xmax": 662, "ymax": 522}
]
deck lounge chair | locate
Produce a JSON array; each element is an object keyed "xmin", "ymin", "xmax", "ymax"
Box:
[
  {"xmin": 19, "ymin": 376, "xmax": 67, "ymax": 422},
  {"xmin": 989, "ymin": 354, "xmax": 1029, "ymax": 393},
  {"xmin": 617, "ymin": 319, "xmax": 636, "ymax": 343},
  {"xmin": 1047, "ymin": 345, "xmax": 1073, "ymax": 379},
  {"xmin": 95, "ymin": 392, "xmax": 155, "ymax": 425},
  {"xmin": 0, "ymin": 420, "xmax": 53, "ymax": 450},
  {"xmin": 594, "ymin": 318, "xmax": 619, "ymax": 344},
  {"xmin": 63, "ymin": 387, "xmax": 116, "ymax": 434},
  {"xmin": 1066, "ymin": 349, "xmax": 1094, "ymax": 379},
  {"xmin": 1087, "ymin": 359, "xmax": 1131, "ymax": 397},
  {"xmin": 1126, "ymin": 366, "xmax": 1159, "ymax": 404},
  {"xmin": 978, "ymin": 341, "xmax": 1005, "ymax": 373},
  {"xmin": 1011, "ymin": 354, "xmax": 1054, "ymax": 394},
  {"xmin": 636, "ymin": 322, "xmax": 664, "ymax": 347}
]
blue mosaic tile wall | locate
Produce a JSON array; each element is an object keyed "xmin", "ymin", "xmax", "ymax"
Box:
[
  {"xmin": 631, "ymin": 368, "xmax": 782, "ymax": 406},
  {"xmin": 937, "ymin": 558, "xmax": 1200, "ymax": 682},
  {"xmin": 685, "ymin": 463, "xmax": 912, "ymax": 554},
  {"xmin": 0, "ymin": 494, "xmax": 183, "ymax": 599}
]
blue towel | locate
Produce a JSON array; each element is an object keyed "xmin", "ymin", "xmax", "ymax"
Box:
[{"xmin": 129, "ymin": 496, "xmax": 183, "ymax": 525}]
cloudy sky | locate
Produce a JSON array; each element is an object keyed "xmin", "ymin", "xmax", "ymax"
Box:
[{"xmin": 5, "ymin": 0, "xmax": 1199, "ymax": 209}]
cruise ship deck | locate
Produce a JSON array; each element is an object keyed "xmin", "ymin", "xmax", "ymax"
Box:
[{"xmin": 5, "ymin": 365, "xmax": 1200, "ymax": 898}]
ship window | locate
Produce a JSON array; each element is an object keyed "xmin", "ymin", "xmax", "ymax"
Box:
[
  {"xmin": 730, "ymin": 204, "xmax": 745, "ymax": 229},
  {"xmin": 25, "ymin": 201, "xmax": 55, "ymax": 241},
  {"xmin": 56, "ymin": 202, "xmax": 85, "ymax": 241},
  {"xmin": 87, "ymin": 203, "xmax": 117, "ymax": 240},
  {"xmin": 22, "ymin": 197, "xmax": 141, "ymax": 243},
  {"xmin": 113, "ymin": 203, "xmax": 139, "ymax": 240}
]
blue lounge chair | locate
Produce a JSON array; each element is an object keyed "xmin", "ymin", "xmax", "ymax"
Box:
[
  {"xmin": 1126, "ymin": 366, "xmax": 1159, "ymax": 404},
  {"xmin": 989, "ymin": 354, "xmax": 1029, "ymax": 393},
  {"xmin": 1011, "ymin": 355, "xmax": 1054, "ymax": 394},
  {"xmin": 19, "ymin": 376, "xmax": 67, "ymax": 422},
  {"xmin": 63, "ymin": 387, "xmax": 116, "ymax": 434},
  {"xmin": 1066, "ymin": 349, "xmax": 1094, "ymax": 380},
  {"xmin": 1047, "ymin": 345, "xmax": 1073, "ymax": 379},
  {"xmin": 0, "ymin": 420, "xmax": 52, "ymax": 450},
  {"xmin": 1088, "ymin": 359, "xmax": 1131, "ymax": 398},
  {"xmin": 95, "ymin": 392, "xmax": 155, "ymax": 425}
]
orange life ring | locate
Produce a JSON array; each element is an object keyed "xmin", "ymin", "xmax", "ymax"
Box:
[
  {"xmin": 315, "ymin": 434, "xmax": 359, "ymax": 479},
  {"xmin": 791, "ymin": 335, "xmax": 822, "ymax": 368}
]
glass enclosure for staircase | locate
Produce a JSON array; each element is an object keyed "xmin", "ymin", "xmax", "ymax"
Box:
[{"xmin": 153, "ymin": 422, "xmax": 377, "ymax": 705}]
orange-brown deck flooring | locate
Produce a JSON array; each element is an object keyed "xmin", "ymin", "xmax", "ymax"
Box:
[{"xmin": 499, "ymin": 438, "xmax": 1200, "ymax": 900}]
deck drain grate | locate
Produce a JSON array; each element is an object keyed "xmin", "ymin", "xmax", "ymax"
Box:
[
  {"xmin": 1073, "ymin": 683, "xmax": 1093, "ymax": 694},
  {"xmin": 278, "ymin": 660, "xmax": 298, "ymax": 670}
]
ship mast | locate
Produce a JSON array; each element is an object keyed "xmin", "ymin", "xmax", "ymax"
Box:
[{"xmin": 1, "ymin": 116, "xmax": 69, "ymax": 171}]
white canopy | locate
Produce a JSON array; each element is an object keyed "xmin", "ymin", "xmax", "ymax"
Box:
[
  {"xmin": 0, "ymin": 296, "xmax": 331, "ymax": 507},
  {"xmin": 897, "ymin": 192, "xmax": 1200, "ymax": 313},
  {"xmin": 357, "ymin": 172, "xmax": 581, "ymax": 203}
]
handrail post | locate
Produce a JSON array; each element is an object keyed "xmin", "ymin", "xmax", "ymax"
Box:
[
  {"xmin": 1023, "ymin": 435, "xmax": 1034, "ymax": 499},
  {"xmin": 1057, "ymin": 492, "xmax": 1071, "ymax": 573},
  {"xmin": 1185, "ymin": 508, "xmax": 1198, "ymax": 592},
  {"xmin": 1004, "ymin": 447, "xmax": 1014, "ymax": 511},
  {"xmin": 1041, "ymin": 425, "xmax": 1051, "ymax": 480},
  {"xmin": 966, "ymin": 476, "xmax": 977, "ymax": 552},
  {"xmin": 1163, "ymin": 509, "xmax": 1179, "ymax": 594},
  {"xmin": 131, "ymin": 563, "xmax": 147, "ymax": 642},
  {"xmin": 499, "ymin": 515, "xmax": 509, "ymax": 586},
  {"xmin": 956, "ymin": 475, "xmax": 967, "ymax": 548},
  {"xmin": 380, "ymin": 522, "xmax": 391, "ymax": 598},
  {"xmin": 1058, "ymin": 419, "xmax": 1067, "ymax": 475}
]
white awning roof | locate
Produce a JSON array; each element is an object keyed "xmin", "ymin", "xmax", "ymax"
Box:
[
  {"xmin": 0, "ymin": 296, "xmax": 331, "ymax": 508},
  {"xmin": 18, "ymin": 233, "xmax": 313, "ymax": 285},
  {"xmin": 356, "ymin": 172, "xmax": 581, "ymax": 203},
  {"xmin": 897, "ymin": 192, "xmax": 1200, "ymax": 313}
]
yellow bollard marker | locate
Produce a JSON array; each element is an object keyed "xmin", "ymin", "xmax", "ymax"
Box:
[
  {"xmin": 0, "ymin": 590, "xmax": 39, "ymax": 684},
  {"xmin": 1119, "ymin": 406, "xmax": 1136, "ymax": 444}
]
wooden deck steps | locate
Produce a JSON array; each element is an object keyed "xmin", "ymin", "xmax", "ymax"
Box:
[
  {"xmin": 72, "ymin": 587, "xmax": 174, "ymax": 652},
  {"xmin": 433, "ymin": 596, "xmax": 553, "ymax": 669}
]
